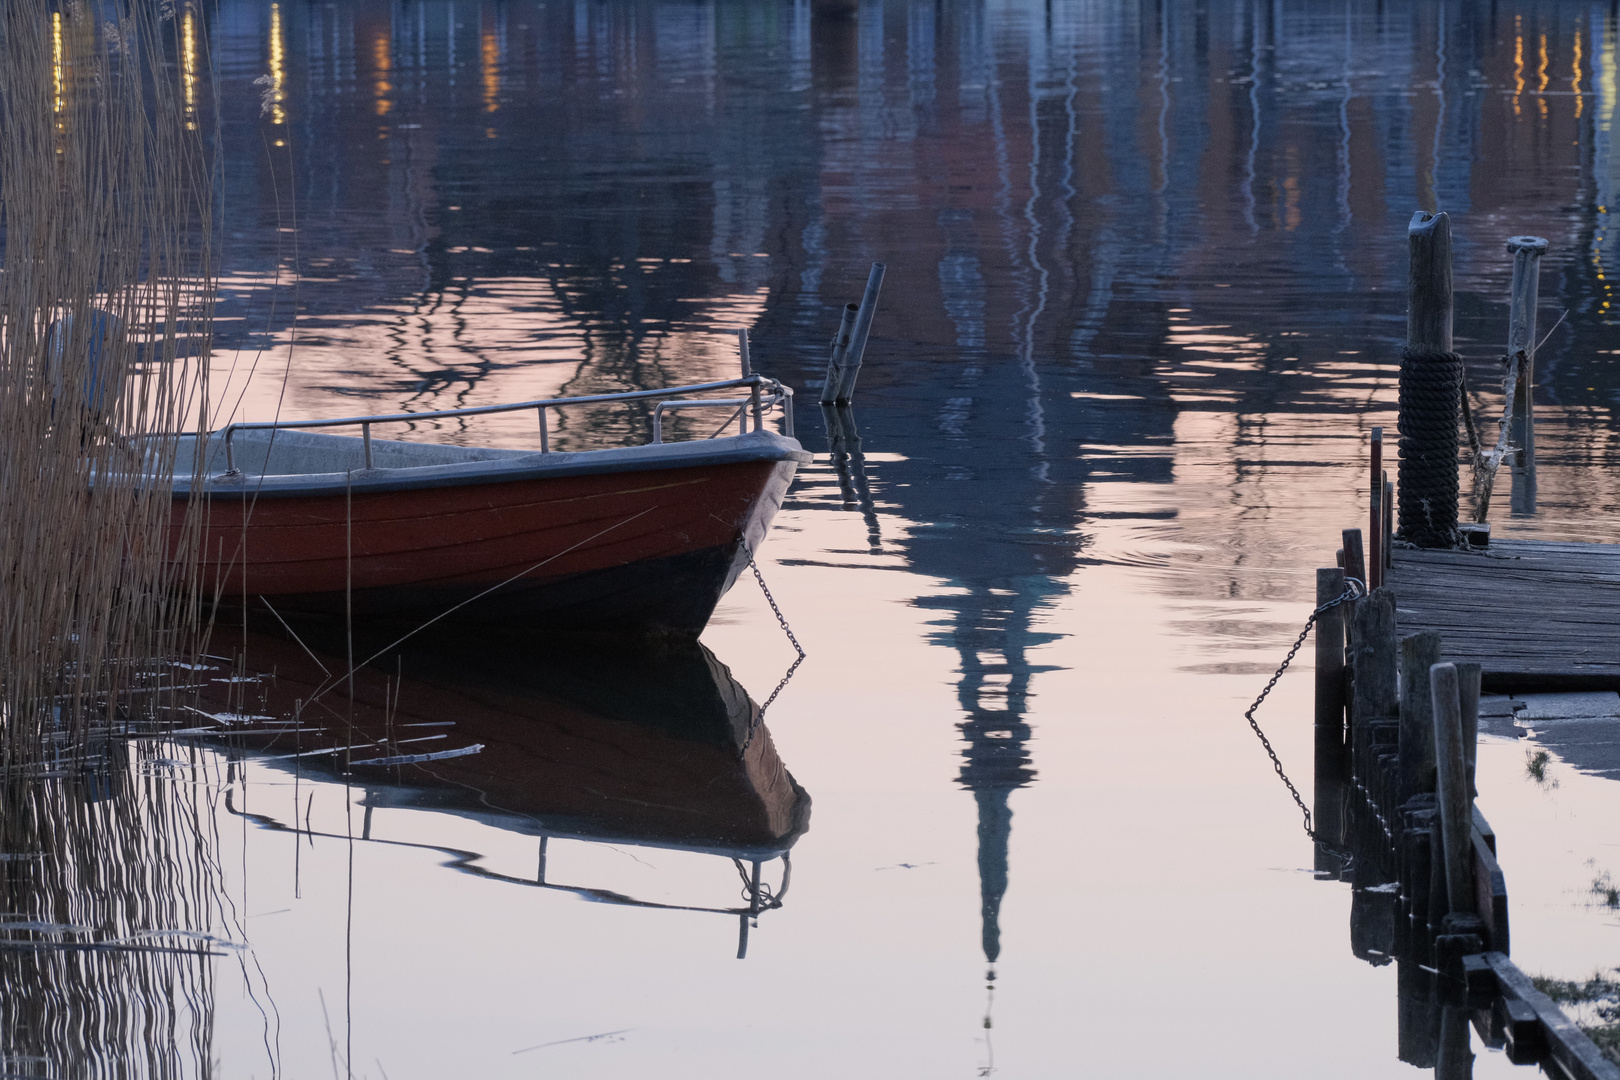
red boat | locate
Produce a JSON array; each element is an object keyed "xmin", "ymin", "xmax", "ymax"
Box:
[{"xmin": 166, "ymin": 375, "xmax": 805, "ymax": 636}]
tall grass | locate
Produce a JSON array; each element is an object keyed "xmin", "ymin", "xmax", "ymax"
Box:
[{"xmin": 0, "ymin": 0, "xmax": 216, "ymax": 772}]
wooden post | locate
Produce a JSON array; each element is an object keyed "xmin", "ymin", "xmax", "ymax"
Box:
[
  {"xmin": 1408, "ymin": 212, "xmax": 1454, "ymax": 357},
  {"xmin": 1456, "ymin": 661, "xmax": 1482, "ymax": 798},
  {"xmin": 1506, "ymin": 236, "xmax": 1547, "ymax": 516},
  {"xmin": 1351, "ymin": 587, "xmax": 1398, "ymax": 779},
  {"xmin": 1436, "ymin": 1005, "xmax": 1475, "ymax": 1079},
  {"xmin": 1342, "ymin": 528, "xmax": 1366, "ymax": 590},
  {"xmin": 1431, "ymin": 663, "xmax": 1475, "ymax": 919},
  {"xmin": 1383, "ymin": 476, "xmax": 1394, "ymax": 571},
  {"xmin": 1399, "ymin": 631, "xmax": 1443, "ymax": 804},
  {"xmin": 1397, "ymin": 959, "xmax": 1440, "ymax": 1068},
  {"xmin": 1315, "ymin": 569, "xmax": 1348, "ymax": 866},
  {"xmin": 1370, "ymin": 429, "xmax": 1383, "ymax": 590},
  {"xmin": 1399, "ymin": 211, "xmax": 1460, "ymax": 547}
]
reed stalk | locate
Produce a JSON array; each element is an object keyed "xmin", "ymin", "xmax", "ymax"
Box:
[{"xmin": 0, "ymin": 0, "xmax": 216, "ymax": 771}]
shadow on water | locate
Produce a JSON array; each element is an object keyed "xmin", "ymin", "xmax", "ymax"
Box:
[{"xmin": 194, "ymin": 623, "xmax": 810, "ymax": 957}]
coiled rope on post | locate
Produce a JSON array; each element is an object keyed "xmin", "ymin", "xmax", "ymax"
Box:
[{"xmin": 1397, "ymin": 346, "xmax": 1462, "ymax": 548}]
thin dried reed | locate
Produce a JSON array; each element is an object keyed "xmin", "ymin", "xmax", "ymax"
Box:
[{"xmin": 0, "ymin": 0, "xmax": 216, "ymax": 770}]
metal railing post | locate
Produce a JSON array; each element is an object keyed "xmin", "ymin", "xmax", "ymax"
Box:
[
  {"xmin": 224, "ymin": 427, "xmax": 236, "ymax": 474},
  {"xmin": 652, "ymin": 405, "xmax": 665, "ymax": 444},
  {"xmin": 538, "ymin": 406, "xmax": 549, "ymax": 452},
  {"xmin": 362, "ymin": 423, "xmax": 373, "ymax": 469},
  {"xmin": 782, "ymin": 386, "xmax": 795, "ymax": 437},
  {"xmin": 749, "ymin": 381, "xmax": 762, "ymax": 432}
]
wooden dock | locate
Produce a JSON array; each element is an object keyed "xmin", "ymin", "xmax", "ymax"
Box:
[
  {"xmin": 1391, "ymin": 538, "xmax": 1620, "ymax": 691},
  {"xmin": 1317, "ymin": 533, "xmax": 1620, "ymax": 1079}
]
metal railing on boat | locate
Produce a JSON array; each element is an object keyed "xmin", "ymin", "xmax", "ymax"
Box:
[{"xmin": 217, "ymin": 374, "xmax": 794, "ymax": 473}]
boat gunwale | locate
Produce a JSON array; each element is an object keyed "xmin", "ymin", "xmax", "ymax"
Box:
[{"xmin": 167, "ymin": 429, "xmax": 810, "ymax": 502}]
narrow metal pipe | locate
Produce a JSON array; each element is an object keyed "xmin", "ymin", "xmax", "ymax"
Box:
[
  {"xmin": 538, "ymin": 406, "xmax": 549, "ymax": 453},
  {"xmin": 362, "ymin": 423, "xmax": 373, "ymax": 469},
  {"xmin": 820, "ymin": 303, "xmax": 859, "ymax": 405},
  {"xmin": 749, "ymin": 383, "xmax": 762, "ymax": 432},
  {"xmin": 738, "ymin": 328, "xmax": 752, "ymax": 377},
  {"xmin": 836, "ymin": 262, "xmax": 886, "ymax": 402},
  {"xmin": 1506, "ymin": 235, "xmax": 1548, "ymax": 516},
  {"xmin": 781, "ymin": 386, "xmax": 795, "ymax": 438}
]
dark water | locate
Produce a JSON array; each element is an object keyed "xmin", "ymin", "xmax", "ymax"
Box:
[{"xmin": 13, "ymin": 2, "xmax": 1620, "ymax": 1076}]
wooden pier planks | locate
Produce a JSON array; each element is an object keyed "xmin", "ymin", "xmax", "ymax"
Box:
[{"xmin": 1390, "ymin": 538, "xmax": 1620, "ymax": 689}]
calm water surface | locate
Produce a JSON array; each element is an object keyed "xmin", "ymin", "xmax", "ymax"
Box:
[{"xmin": 17, "ymin": 2, "xmax": 1620, "ymax": 1076}]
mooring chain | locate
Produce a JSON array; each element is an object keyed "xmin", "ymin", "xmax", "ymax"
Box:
[
  {"xmin": 739, "ymin": 546, "xmax": 807, "ymax": 754},
  {"xmin": 1241, "ymin": 577, "xmax": 1366, "ymax": 847}
]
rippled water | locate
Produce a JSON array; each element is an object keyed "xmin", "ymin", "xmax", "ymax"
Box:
[{"xmin": 13, "ymin": 2, "xmax": 1620, "ymax": 1076}]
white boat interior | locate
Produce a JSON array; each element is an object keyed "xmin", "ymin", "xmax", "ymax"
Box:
[{"xmin": 170, "ymin": 429, "xmax": 535, "ymax": 478}]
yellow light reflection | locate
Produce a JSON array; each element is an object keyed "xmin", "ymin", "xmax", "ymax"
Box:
[
  {"xmin": 1604, "ymin": 16, "xmax": 1618, "ymax": 136},
  {"xmin": 1575, "ymin": 25, "xmax": 1585, "ymax": 120},
  {"xmin": 373, "ymin": 34, "xmax": 392, "ymax": 116},
  {"xmin": 481, "ymin": 31, "xmax": 499, "ymax": 115},
  {"xmin": 51, "ymin": 11, "xmax": 63, "ymax": 116},
  {"xmin": 183, "ymin": 6, "xmax": 198, "ymax": 130},
  {"xmin": 1539, "ymin": 32, "xmax": 1550, "ymax": 118},
  {"xmin": 1514, "ymin": 19, "xmax": 1524, "ymax": 117},
  {"xmin": 268, "ymin": 2, "xmax": 285, "ymax": 125}
]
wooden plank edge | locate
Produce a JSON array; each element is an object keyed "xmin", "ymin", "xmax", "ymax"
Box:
[{"xmin": 1485, "ymin": 951, "xmax": 1620, "ymax": 1080}]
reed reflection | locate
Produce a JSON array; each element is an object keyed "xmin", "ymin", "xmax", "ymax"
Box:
[{"xmin": 0, "ymin": 751, "xmax": 251, "ymax": 1079}]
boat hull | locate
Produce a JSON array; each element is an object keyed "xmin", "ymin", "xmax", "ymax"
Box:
[{"xmin": 176, "ymin": 431, "xmax": 806, "ymax": 636}]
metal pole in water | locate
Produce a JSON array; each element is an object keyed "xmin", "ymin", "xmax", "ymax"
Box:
[
  {"xmin": 1505, "ymin": 235, "xmax": 1547, "ymax": 515},
  {"xmin": 836, "ymin": 262, "xmax": 885, "ymax": 403},
  {"xmin": 820, "ymin": 303, "xmax": 859, "ymax": 405}
]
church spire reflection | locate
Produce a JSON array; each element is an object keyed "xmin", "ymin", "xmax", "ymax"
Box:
[{"xmin": 935, "ymin": 584, "xmax": 1054, "ymax": 966}]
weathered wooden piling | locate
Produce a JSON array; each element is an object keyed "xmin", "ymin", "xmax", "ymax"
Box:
[
  {"xmin": 1398, "ymin": 212, "xmax": 1461, "ymax": 548},
  {"xmin": 1369, "ymin": 429, "xmax": 1383, "ymax": 590},
  {"xmin": 1455, "ymin": 661, "xmax": 1481, "ymax": 798},
  {"xmin": 1350, "ymin": 586, "xmax": 1397, "ymax": 786},
  {"xmin": 1398, "ymin": 631, "xmax": 1443, "ymax": 803},
  {"xmin": 1314, "ymin": 568, "xmax": 1348, "ymax": 863},
  {"xmin": 1429, "ymin": 663, "xmax": 1473, "ymax": 916},
  {"xmin": 1342, "ymin": 527, "xmax": 1366, "ymax": 588}
]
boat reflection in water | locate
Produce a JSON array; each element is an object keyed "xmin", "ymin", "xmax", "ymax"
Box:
[{"xmin": 193, "ymin": 623, "xmax": 811, "ymax": 958}]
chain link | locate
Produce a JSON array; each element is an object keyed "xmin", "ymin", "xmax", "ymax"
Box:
[
  {"xmin": 1241, "ymin": 577, "xmax": 1365, "ymax": 845},
  {"xmin": 739, "ymin": 546, "xmax": 806, "ymax": 754}
]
